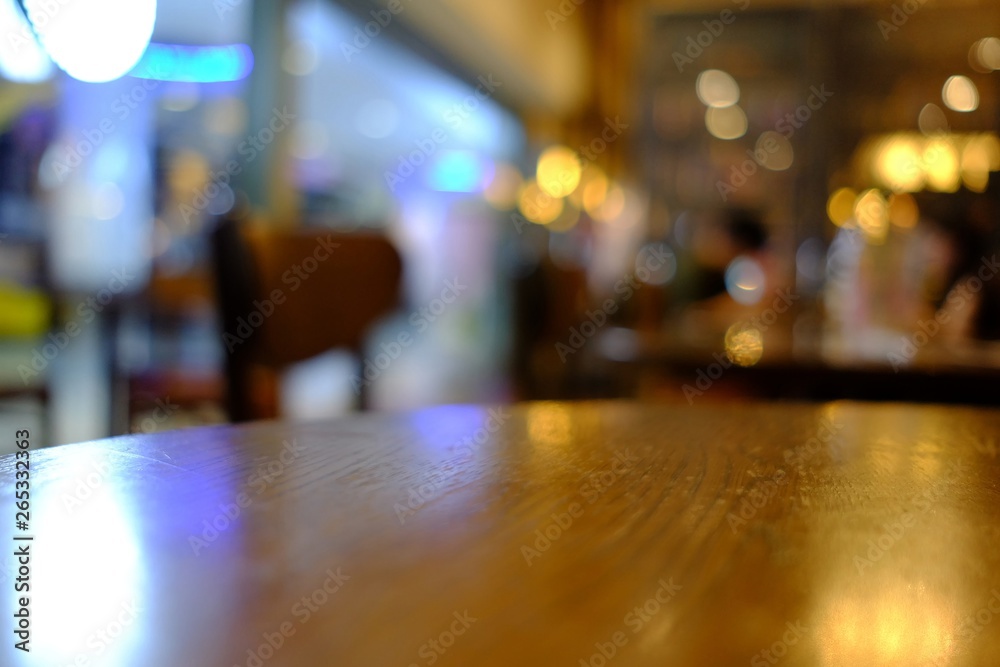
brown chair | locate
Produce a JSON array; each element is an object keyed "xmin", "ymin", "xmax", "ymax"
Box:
[{"xmin": 211, "ymin": 217, "xmax": 403, "ymax": 421}]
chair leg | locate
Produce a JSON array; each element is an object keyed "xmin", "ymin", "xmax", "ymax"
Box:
[
  {"xmin": 225, "ymin": 352, "xmax": 254, "ymax": 422},
  {"xmin": 355, "ymin": 356, "xmax": 370, "ymax": 411}
]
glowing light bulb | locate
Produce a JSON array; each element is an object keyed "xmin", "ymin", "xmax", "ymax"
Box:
[{"xmin": 25, "ymin": 0, "xmax": 156, "ymax": 83}]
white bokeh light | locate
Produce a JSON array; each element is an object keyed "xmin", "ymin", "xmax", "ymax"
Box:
[
  {"xmin": 25, "ymin": 0, "xmax": 156, "ymax": 83},
  {"xmin": 725, "ymin": 255, "xmax": 766, "ymax": 305},
  {"xmin": 0, "ymin": 0, "xmax": 54, "ymax": 82}
]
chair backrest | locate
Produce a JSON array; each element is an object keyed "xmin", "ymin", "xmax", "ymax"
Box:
[{"xmin": 212, "ymin": 217, "xmax": 403, "ymax": 420}]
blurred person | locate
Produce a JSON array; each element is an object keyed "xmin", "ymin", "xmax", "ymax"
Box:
[
  {"xmin": 681, "ymin": 208, "xmax": 781, "ymax": 331},
  {"xmin": 922, "ymin": 203, "xmax": 1000, "ymax": 341}
]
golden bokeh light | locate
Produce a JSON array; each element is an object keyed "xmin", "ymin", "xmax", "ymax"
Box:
[
  {"xmin": 961, "ymin": 139, "xmax": 990, "ymax": 192},
  {"xmin": 923, "ymin": 138, "xmax": 960, "ymax": 192},
  {"xmin": 591, "ymin": 183, "xmax": 625, "ymax": 222},
  {"xmin": 874, "ymin": 136, "xmax": 924, "ymax": 192},
  {"xmin": 518, "ymin": 181, "xmax": 564, "ymax": 225},
  {"xmin": 887, "ymin": 193, "xmax": 918, "ymax": 229},
  {"xmin": 705, "ymin": 105, "xmax": 748, "ymax": 140},
  {"xmin": 724, "ymin": 324, "xmax": 763, "ymax": 367},
  {"xmin": 696, "ymin": 69, "xmax": 740, "ymax": 108},
  {"xmin": 974, "ymin": 133, "xmax": 1000, "ymax": 170},
  {"xmin": 827, "ymin": 187, "xmax": 857, "ymax": 227},
  {"xmin": 484, "ymin": 162, "xmax": 523, "ymax": 210},
  {"xmin": 854, "ymin": 189, "xmax": 889, "ymax": 244},
  {"xmin": 941, "ymin": 75, "xmax": 979, "ymax": 112},
  {"xmin": 865, "ymin": 132, "xmax": 999, "ymax": 194},
  {"xmin": 581, "ymin": 176, "xmax": 609, "ymax": 215},
  {"xmin": 536, "ymin": 145, "xmax": 582, "ymax": 198},
  {"xmin": 569, "ymin": 165, "xmax": 607, "ymax": 209}
]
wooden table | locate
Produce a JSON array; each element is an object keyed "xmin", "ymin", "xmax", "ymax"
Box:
[{"xmin": 2, "ymin": 401, "xmax": 1000, "ymax": 666}]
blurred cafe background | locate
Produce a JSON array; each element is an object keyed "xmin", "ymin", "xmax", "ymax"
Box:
[{"xmin": 0, "ymin": 0, "xmax": 999, "ymax": 451}]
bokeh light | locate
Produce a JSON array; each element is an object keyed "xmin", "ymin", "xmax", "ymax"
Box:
[
  {"xmin": 569, "ymin": 165, "xmax": 607, "ymax": 209},
  {"xmin": 854, "ymin": 189, "xmax": 889, "ymax": 244},
  {"xmin": 725, "ymin": 323, "xmax": 763, "ymax": 367},
  {"xmin": 536, "ymin": 145, "xmax": 582, "ymax": 198},
  {"xmin": 941, "ymin": 75, "xmax": 979, "ymax": 112},
  {"xmin": 917, "ymin": 104, "xmax": 949, "ymax": 136},
  {"xmin": 923, "ymin": 138, "xmax": 960, "ymax": 192},
  {"xmin": 696, "ymin": 69, "xmax": 740, "ymax": 108},
  {"xmin": 0, "ymin": 0, "xmax": 53, "ymax": 82},
  {"xmin": 635, "ymin": 243, "xmax": 677, "ymax": 285},
  {"xmin": 590, "ymin": 182, "xmax": 625, "ymax": 222},
  {"xmin": 705, "ymin": 105, "xmax": 748, "ymax": 140},
  {"xmin": 874, "ymin": 136, "xmax": 924, "ymax": 192},
  {"xmin": 961, "ymin": 138, "xmax": 991, "ymax": 192},
  {"xmin": 827, "ymin": 187, "xmax": 857, "ymax": 226},
  {"xmin": 25, "ymin": 0, "xmax": 157, "ymax": 83},
  {"xmin": 887, "ymin": 193, "xmax": 918, "ymax": 228},
  {"xmin": 724, "ymin": 256, "xmax": 766, "ymax": 305},
  {"xmin": 518, "ymin": 181, "xmax": 564, "ymax": 224},
  {"xmin": 757, "ymin": 131, "xmax": 794, "ymax": 171},
  {"xmin": 969, "ymin": 37, "xmax": 1000, "ymax": 72}
]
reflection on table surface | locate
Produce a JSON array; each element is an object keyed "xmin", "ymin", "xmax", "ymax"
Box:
[{"xmin": 2, "ymin": 401, "xmax": 999, "ymax": 666}]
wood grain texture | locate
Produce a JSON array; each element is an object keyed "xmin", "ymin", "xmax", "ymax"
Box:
[{"xmin": 2, "ymin": 401, "xmax": 1000, "ymax": 666}]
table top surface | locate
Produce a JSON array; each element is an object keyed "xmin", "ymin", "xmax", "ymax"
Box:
[{"xmin": 2, "ymin": 401, "xmax": 1000, "ymax": 666}]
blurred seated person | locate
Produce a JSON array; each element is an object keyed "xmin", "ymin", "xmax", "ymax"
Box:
[
  {"xmin": 681, "ymin": 208, "xmax": 783, "ymax": 333},
  {"xmin": 924, "ymin": 202, "xmax": 1000, "ymax": 341}
]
